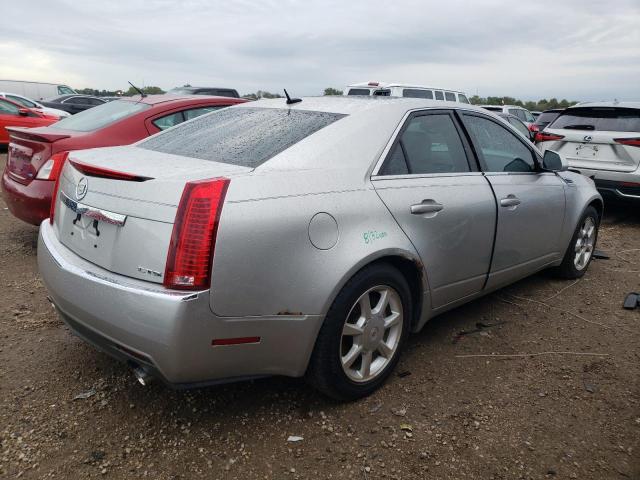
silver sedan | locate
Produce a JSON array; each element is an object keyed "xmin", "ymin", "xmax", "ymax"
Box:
[{"xmin": 38, "ymin": 97, "xmax": 602, "ymax": 400}]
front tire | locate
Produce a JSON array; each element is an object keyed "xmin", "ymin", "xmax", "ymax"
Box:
[
  {"xmin": 555, "ymin": 206, "xmax": 599, "ymax": 279},
  {"xmin": 306, "ymin": 263, "xmax": 412, "ymax": 401}
]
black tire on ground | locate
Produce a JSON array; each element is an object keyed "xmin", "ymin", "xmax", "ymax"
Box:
[
  {"xmin": 554, "ymin": 205, "xmax": 600, "ymax": 279},
  {"xmin": 306, "ymin": 262, "xmax": 412, "ymax": 401}
]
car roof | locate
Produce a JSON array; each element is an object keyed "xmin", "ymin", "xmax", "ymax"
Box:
[
  {"xmin": 346, "ymin": 82, "xmax": 465, "ymax": 94},
  {"xmin": 235, "ymin": 95, "xmax": 486, "ymax": 117},
  {"xmin": 120, "ymin": 94, "xmax": 246, "ymax": 106},
  {"xmin": 568, "ymin": 101, "xmax": 640, "ymax": 109}
]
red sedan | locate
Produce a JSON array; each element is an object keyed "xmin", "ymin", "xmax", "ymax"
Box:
[
  {"xmin": 1, "ymin": 97, "xmax": 60, "ymax": 144},
  {"xmin": 1, "ymin": 94, "xmax": 246, "ymax": 225}
]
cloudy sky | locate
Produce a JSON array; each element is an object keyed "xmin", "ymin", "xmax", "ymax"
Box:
[{"xmin": 1, "ymin": 0, "xmax": 639, "ymax": 101}]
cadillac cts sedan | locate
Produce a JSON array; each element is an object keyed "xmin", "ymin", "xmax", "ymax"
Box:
[{"xmin": 38, "ymin": 97, "xmax": 602, "ymax": 400}]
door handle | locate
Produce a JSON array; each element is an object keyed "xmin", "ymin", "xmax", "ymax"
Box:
[
  {"xmin": 410, "ymin": 199, "xmax": 444, "ymax": 215},
  {"xmin": 500, "ymin": 194, "xmax": 521, "ymax": 208}
]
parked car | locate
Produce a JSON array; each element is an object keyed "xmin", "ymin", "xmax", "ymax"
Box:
[
  {"xmin": 481, "ymin": 105, "xmax": 536, "ymax": 129},
  {"xmin": 37, "ymin": 97, "xmax": 602, "ymax": 400},
  {"xmin": 496, "ymin": 112, "xmax": 535, "ymax": 141},
  {"xmin": 345, "ymin": 82, "xmax": 470, "ymax": 103},
  {"xmin": 533, "ymin": 108, "xmax": 564, "ymax": 132},
  {"xmin": 1, "ymin": 94, "xmax": 246, "ymax": 224},
  {"xmin": 536, "ymin": 102, "xmax": 640, "ymax": 202},
  {"xmin": 168, "ymin": 86, "xmax": 240, "ymax": 98},
  {"xmin": 39, "ymin": 94, "xmax": 107, "ymax": 115},
  {"xmin": 0, "ymin": 92, "xmax": 71, "ymax": 118},
  {"xmin": 0, "ymin": 80, "xmax": 76, "ymax": 100},
  {"xmin": 0, "ymin": 97, "xmax": 60, "ymax": 145},
  {"xmin": 531, "ymin": 111, "xmax": 542, "ymax": 119}
]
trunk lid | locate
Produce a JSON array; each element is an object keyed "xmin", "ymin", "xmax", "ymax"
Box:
[
  {"xmin": 54, "ymin": 145, "xmax": 251, "ymax": 284},
  {"xmin": 6, "ymin": 127, "xmax": 71, "ymax": 184},
  {"xmin": 543, "ymin": 129, "xmax": 640, "ymax": 172}
]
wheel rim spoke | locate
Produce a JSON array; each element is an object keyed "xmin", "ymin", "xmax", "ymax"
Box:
[
  {"xmin": 342, "ymin": 322, "xmax": 364, "ymax": 337},
  {"xmin": 359, "ymin": 294, "xmax": 372, "ymax": 319},
  {"xmin": 342, "ymin": 344, "xmax": 362, "ymax": 369},
  {"xmin": 384, "ymin": 311, "xmax": 401, "ymax": 329},
  {"xmin": 377, "ymin": 341, "xmax": 393, "ymax": 358},
  {"xmin": 360, "ymin": 350, "xmax": 372, "ymax": 379},
  {"xmin": 372, "ymin": 289, "xmax": 389, "ymax": 315}
]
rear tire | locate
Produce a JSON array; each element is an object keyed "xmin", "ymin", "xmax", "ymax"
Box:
[
  {"xmin": 554, "ymin": 206, "xmax": 599, "ymax": 279},
  {"xmin": 306, "ymin": 263, "xmax": 412, "ymax": 401}
]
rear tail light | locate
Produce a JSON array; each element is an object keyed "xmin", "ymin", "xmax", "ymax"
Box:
[
  {"xmin": 49, "ymin": 156, "xmax": 68, "ymax": 225},
  {"xmin": 535, "ymin": 132, "xmax": 565, "ymax": 143},
  {"xmin": 614, "ymin": 137, "xmax": 640, "ymax": 147},
  {"xmin": 69, "ymin": 160, "xmax": 153, "ymax": 182},
  {"xmin": 164, "ymin": 178, "xmax": 230, "ymax": 290},
  {"xmin": 528, "ymin": 124, "xmax": 540, "ymax": 132},
  {"xmin": 36, "ymin": 151, "xmax": 69, "ymax": 180}
]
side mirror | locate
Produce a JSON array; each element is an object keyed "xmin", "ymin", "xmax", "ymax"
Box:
[
  {"xmin": 542, "ymin": 150, "xmax": 567, "ymax": 172},
  {"xmin": 18, "ymin": 108, "xmax": 29, "ymax": 116}
]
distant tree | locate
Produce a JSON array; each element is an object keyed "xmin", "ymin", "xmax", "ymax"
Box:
[
  {"xmin": 470, "ymin": 95, "xmax": 579, "ymax": 111},
  {"xmin": 242, "ymin": 90, "xmax": 283, "ymax": 100},
  {"xmin": 324, "ymin": 87, "xmax": 343, "ymax": 96},
  {"xmin": 125, "ymin": 85, "xmax": 165, "ymax": 96}
]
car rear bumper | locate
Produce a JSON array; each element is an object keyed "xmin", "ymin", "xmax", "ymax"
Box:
[
  {"xmin": 1, "ymin": 171, "xmax": 53, "ymax": 225},
  {"xmin": 567, "ymin": 166, "xmax": 640, "ymax": 201},
  {"xmin": 38, "ymin": 221, "xmax": 323, "ymax": 387}
]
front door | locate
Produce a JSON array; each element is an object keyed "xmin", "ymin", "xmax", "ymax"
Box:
[
  {"xmin": 372, "ymin": 110, "xmax": 496, "ymax": 308},
  {"xmin": 459, "ymin": 112, "xmax": 566, "ymax": 290}
]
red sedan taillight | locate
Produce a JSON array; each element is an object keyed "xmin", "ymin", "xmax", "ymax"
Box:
[
  {"xmin": 534, "ymin": 132, "xmax": 565, "ymax": 143},
  {"xmin": 164, "ymin": 178, "xmax": 230, "ymax": 290}
]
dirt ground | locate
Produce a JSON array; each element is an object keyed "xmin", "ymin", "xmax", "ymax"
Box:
[{"xmin": 0, "ymin": 152, "xmax": 638, "ymax": 480}]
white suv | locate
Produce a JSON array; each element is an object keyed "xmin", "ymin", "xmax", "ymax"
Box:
[
  {"xmin": 481, "ymin": 105, "xmax": 536, "ymax": 127},
  {"xmin": 536, "ymin": 102, "xmax": 640, "ymax": 202},
  {"xmin": 344, "ymin": 82, "xmax": 470, "ymax": 104}
]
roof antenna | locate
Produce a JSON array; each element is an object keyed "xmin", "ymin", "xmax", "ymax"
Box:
[
  {"xmin": 128, "ymin": 81, "xmax": 147, "ymax": 98},
  {"xmin": 284, "ymin": 89, "xmax": 302, "ymax": 105}
]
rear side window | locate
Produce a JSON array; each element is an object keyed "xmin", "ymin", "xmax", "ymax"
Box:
[
  {"xmin": 382, "ymin": 113, "xmax": 470, "ymax": 175},
  {"xmin": 444, "ymin": 92, "xmax": 456, "ymax": 102},
  {"xmin": 347, "ymin": 88, "xmax": 371, "ymax": 96},
  {"xmin": 140, "ymin": 107, "xmax": 347, "ymax": 168},
  {"xmin": 434, "ymin": 91, "xmax": 444, "ymax": 101},
  {"xmin": 153, "ymin": 111, "xmax": 185, "ymax": 130},
  {"xmin": 50, "ymin": 100, "xmax": 150, "ymax": 132},
  {"xmin": 548, "ymin": 107, "xmax": 640, "ymax": 132},
  {"xmin": 462, "ymin": 114, "xmax": 535, "ymax": 172},
  {"xmin": 402, "ymin": 89, "xmax": 433, "ymax": 99}
]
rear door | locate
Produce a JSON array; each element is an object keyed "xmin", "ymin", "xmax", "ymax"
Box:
[
  {"xmin": 372, "ymin": 109, "xmax": 496, "ymax": 308},
  {"xmin": 459, "ymin": 111, "xmax": 566, "ymax": 289},
  {"xmin": 541, "ymin": 106, "xmax": 640, "ymax": 173}
]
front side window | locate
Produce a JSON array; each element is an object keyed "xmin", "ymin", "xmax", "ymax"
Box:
[
  {"xmin": 381, "ymin": 113, "xmax": 469, "ymax": 175},
  {"xmin": 458, "ymin": 94, "xmax": 470, "ymax": 104},
  {"xmin": 462, "ymin": 114, "xmax": 535, "ymax": 172},
  {"xmin": 183, "ymin": 106, "xmax": 224, "ymax": 121},
  {"xmin": 444, "ymin": 92, "xmax": 456, "ymax": 102},
  {"xmin": 50, "ymin": 100, "xmax": 150, "ymax": 132},
  {"xmin": 402, "ymin": 89, "xmax": 433, "ymax": 99},
  {"xmin": 140, "ymin": 107, "xmax": 347, "ymax": 168},
  {"xmin": 0, "ymin": 99, "xmax": 20, "ymax": 115},
  {"xmin": 153, "ymin": 111, "xmax": 185, "ymax": 130},
  {"xmin": 507, "ymin": 117, "xmax": 531, "ymax": 138},
  {"xmin": 7, "ymin": 95, "xmax": 36, "ymax": 108},
  {"xmin": 434, "ymin": 91, "xmax": 444, "ymax": 101},
  {"xmin": 523, "ymin": 110, "xmax": 535, "ymax": 122}
]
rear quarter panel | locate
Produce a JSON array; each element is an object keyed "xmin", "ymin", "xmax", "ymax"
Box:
[{"xmin": 210, "ymin": 170, "xmax": 423, "ymax": 318}]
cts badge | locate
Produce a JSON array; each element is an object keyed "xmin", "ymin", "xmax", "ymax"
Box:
[{"xmin": 76, "ymin": 177, "xmax": 88, "ymax": 201}]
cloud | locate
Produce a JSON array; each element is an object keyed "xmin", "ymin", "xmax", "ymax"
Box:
[{"xmin": 1, "ymin": 0, "xmax": 638, "ymax": 100}]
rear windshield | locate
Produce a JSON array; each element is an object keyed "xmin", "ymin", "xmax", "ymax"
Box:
[
  {"xmin": 139, "ymin": 107, "xmax": 347, "ymax": 168},
  {"xmin": 50, "ymin": 100, "xmax": 150, "ymax": 132},
  {"xmin": 347, "ymin": 88, "xmax": 372, "ymax": 96},
  {"xmin": 549, "ymin": 107, "xmax": 640, "ymax": 132}
]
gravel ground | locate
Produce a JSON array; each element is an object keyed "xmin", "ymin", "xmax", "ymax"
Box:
[{"xmin": 0, "ymin": 152, "xmax": 638, "ymax": 479}]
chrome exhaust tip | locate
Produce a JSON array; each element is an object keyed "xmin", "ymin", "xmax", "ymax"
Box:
[{"xmin": 133, "ymin": 366, "xmax": 153, "ymax": 386}]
